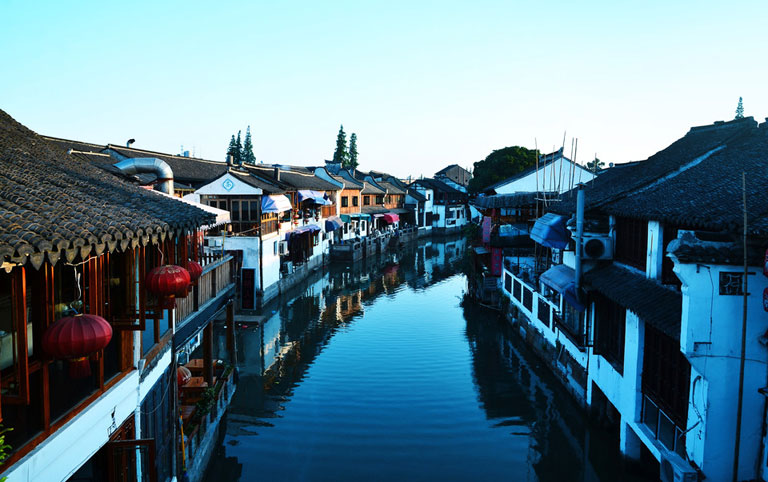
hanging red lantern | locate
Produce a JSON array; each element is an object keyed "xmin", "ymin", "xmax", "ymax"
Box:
[
  {"xmin": 187, "ymin": 260, "xmax": 203, "ymax": 283},
  {"xmin": 146, "ymin": 265, "xmax": 191, "ymax": 309},
  {"xmin": 42, "ymin": 314, "xmax": 113, "ymax": 378},
  {"xmin": 177, "ymin": 365, "xmax": 192, "ymax": 387}
]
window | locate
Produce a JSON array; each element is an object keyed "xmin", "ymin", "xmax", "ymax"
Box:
[
  {"xmin": 341, "ymin": 196, "xmax": 349, "ymax": 207},
  {"xmin": 661, "ymin": 224, "xmax": 686, "ymax": 288},
  {"xmin": 556, "ymin": 304, "xmax": 586, "ymax": 347},
  {"xmin": 615, "ymin": 217, "xmax": 648, "ymax": 271},
  {"xmin": 364, "ymin": 196, "xmax": 370, "ymax": 206},
  {"xmin": 231, "ymin": 200, "xmax": 240, "ymax": 222},
  {"xmin": 593, "ymin": 293, "xmax": 626, "ymax": 374},
  {"xmin": 352, "ymin": 196, "xmax": 358, "ymax": 207},
  {"xmin": 376, "ymin": 195, "xmax": 384, "ymax": 204},
  {"xmin": 642, "ymin": 324, "xmax": 691, "ymax": 455}
]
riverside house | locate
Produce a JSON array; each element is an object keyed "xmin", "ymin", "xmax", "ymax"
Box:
[
  {"xmin": 0, "ymin": 109, "xmax": 237, "ymax": 482},
  {"xmin": 410, "ymin": 178, "xmax": 469, "ymax": 234},
  {"xmin": 500, "ymin": 116, "xmax": 768, "ymax": 481}
]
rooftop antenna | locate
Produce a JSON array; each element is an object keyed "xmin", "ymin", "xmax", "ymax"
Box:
[{"xmin": 557, "ymin": 131, "xmax": 566, "ymax": 193}]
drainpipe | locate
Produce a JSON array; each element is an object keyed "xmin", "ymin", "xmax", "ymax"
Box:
[
  {"xmin": 574, "ymin": 184, "xmax": 585, "ymax": 292},
  {"xmin": 114, "ymin": 157, "xmax": 174, "ymax": 195}
]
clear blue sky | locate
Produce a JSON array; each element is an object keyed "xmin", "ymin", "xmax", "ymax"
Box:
[{"xmin": 1, "ymin": 0, "xmax": 766, "ymax": 178}]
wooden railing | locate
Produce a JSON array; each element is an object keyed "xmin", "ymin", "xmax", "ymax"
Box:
[{"xmin": 176, "ymin": 256, "xmax": 234, "ymax": 323}]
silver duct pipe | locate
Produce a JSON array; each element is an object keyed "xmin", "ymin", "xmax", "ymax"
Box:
[{"xmin": 114, "ymin": 157, "xmax": 174, "ymax": 195}]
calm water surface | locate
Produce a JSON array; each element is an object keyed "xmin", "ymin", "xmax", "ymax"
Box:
[{"xmin": 205, "ymin": 238, "xmax": 649, "ymax": 481}]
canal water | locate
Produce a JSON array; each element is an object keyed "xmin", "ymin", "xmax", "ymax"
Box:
[{"xmin": 204, "ymin": 237, "xmax": 651, "ymax": 481}]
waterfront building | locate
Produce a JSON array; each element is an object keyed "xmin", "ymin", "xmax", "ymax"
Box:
[
  {"xmin": 499, "ymin": 116, "xmax": 768, "ymax": 481},
  {"xmin": 0, "ymin": 109, "xmax": 236, "ymax": 482},
  {"xmin": 410, "ymin": 178, "xmax": 469, "ymax": 234},
  {"xmin": 435, "ymin": 164, "xmax": 472, "ymax": 191},
  {"xmin": 482, "ymin": 147, "xmax": 594, "ymax": 196}
]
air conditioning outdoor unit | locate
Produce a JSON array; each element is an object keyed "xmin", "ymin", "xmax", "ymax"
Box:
[
  {"xmin": 283, "ymin": 261, "xmax": 293, "ymax": 274},
  {"xmin": 660, "ymin": 454, "xmax": 697, "ymax": 482},
  {"xmin": 278, "ymin": 241, "xmax": 289, "ymax": 256},
  {"xmin": 582, "ymin": 234, "xmax": 613, "ymax": 260}
]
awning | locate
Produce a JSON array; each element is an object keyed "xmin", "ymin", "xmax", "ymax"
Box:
[
  {"xmin": 474, "ymin": 246, "xmax": 490, "ymax": 255},
  {"xmin": 382, "ymin": 213, "xmax": 400, "ymax": 224},
  {"xmin": 298, "ymin": 190, "xmax": 332, "ymax": 205},
  {"xmin": 341, "ymin": 213, "xmax": 367, "ymax": 223},
  {"xmin": 289, "ymin": 224, "xmax": 321, "ymax": 237},
  {"xmin": 261, "ymin": 194, "xmax": 292, "ymax": 214},
  {"xmin": 530, "ymin": 213, "xmax": 571, "ymax": 249},
  {"xmin": 325, "ymin": 216, "xmax": 344, "ymax": 231},
  {"xmin": 539, "ymin": 264, "xmax": 585, "ymax": 311}
]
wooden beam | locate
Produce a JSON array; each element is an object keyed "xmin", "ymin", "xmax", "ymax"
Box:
[
  {"xmin": 226, "ymin": 302, "xmax": 236, "ymax": 365},
  {"xmin": 203, "ymin": 322, "xmax": 213, "ymax": 388}
]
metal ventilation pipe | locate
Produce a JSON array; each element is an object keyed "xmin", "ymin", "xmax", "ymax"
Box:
[{"xmin": 114, "ymin": 157, "xmax": 174, "ymax": 195}]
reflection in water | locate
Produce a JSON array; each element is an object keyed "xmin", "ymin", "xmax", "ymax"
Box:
[{"xmin": 205, "ymin": 237, "xmax": 649, "ymax": 481}]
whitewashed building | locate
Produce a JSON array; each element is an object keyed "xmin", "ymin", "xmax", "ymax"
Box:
[{"xmin": 500, "ymin": 116, "xmax": 768, "ymax": 481}]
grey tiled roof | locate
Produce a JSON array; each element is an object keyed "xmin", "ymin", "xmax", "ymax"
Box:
[
  {"xmin": 473, "ymin": 192, "xmax": 557, "ymax": 209},
  {"xmin": 0, "ymin": 109, "xmax": 214, "ymax": 268},
  {"xmin": 106, "ymin": 145, "xmax": 229, "ymax": 184},
  {"xmin": 584, "ymin": 265, "xmax": 682, "ymax": 340},
  {"xmin": 553, "ymin": 117, "xmax": 759, "ymax": 219}
]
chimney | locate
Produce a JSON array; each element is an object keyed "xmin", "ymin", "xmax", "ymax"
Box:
[{"xmin": 274, "ymin": 167, "xmax": 280, "ymax": 181}]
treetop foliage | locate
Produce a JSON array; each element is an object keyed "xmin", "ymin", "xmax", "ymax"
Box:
[{"xmin": 468, "ymin": 146, "xmax": 538, "ymax": 193}]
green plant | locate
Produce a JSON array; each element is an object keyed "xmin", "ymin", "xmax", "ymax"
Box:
[
  {"xmin": 0, "ymin": 424, "xmax": 14, "ymax": 482},
  {"xmin": 194, "ymin": 388, "xmax": 217, "ymax": 418}
]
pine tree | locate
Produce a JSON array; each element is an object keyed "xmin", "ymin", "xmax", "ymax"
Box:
[
  {"xmin": 242, "ymin": 126, "xmax": 256, "ymax": 165},
  {"xmin": 332, "ymin": 125, "xmax": 348, "ymax": 166},
  {"xmin": 348, "ymin": 133, "xmax": 359, "ymax": 170},
  {"xmin": 226, "ymin": 135, "xmax": 238, "ymax": 164},
  {"xmin": 735, "ymin": 97, "xmax": 744, "ymax": 119},
  {"xmin": 235, "ymin": 130, "xmax": 243, "ymax": 165}
]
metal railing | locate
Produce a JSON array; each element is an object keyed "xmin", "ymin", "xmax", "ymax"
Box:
[{"xmin": 641, "ymin": 394, "xmax": 686, "ymax": 458}]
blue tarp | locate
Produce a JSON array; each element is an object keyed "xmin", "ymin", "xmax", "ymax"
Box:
[
  {"xmin": 298, "ymin": 190, "xmax": 332, "ymax": 205},
  {"xmin": 539, "ymin": 264, "xmax": 585, "ymax": 311},
  {"xmin": 288, "ymin": 224, "xmax": 321, "ymax": 237},
  {"xmin": 325, "ymin": 216, "xmax": 344, "ymax": 231},
  {"xmin": 530, "ymin": 213, "xmax": 571, "ymax": 249},
  {"xmin": 261, "ymin": 194, "xmax": 292, "ymax": 214}
]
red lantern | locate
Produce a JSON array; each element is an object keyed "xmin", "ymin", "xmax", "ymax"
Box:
[
  {"xmin": 177, "ymin": 365, "xmax": 192, "ymax": 387},
  {"xmin": 146, "ymin": 265, "xmax": 191, "ymax": 309},
  {"xmin": 42, "ymin": 314, "xmax": 113, "ymax": 378},
  {"xmin": 187, "ymin": 260, "xmax": 203, "ymax": 283}
]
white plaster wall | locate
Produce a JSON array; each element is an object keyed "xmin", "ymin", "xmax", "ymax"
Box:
[
  {"xmin": 261, "ymin": 232, "xmax": 282, "ymax": 291},
  {"xmin": 494, "ymin": 158, "xmax": 594, "ymax": 194},
  {"xmin": 195, "ymin": 173, "xmax": 262, "ymax": 196},
  {"xmin": 4, "ymin": 372, "xmax": 141, "ymax": 482},
  {"xmin": 675, "ymin": 261, "xmax": 768, "ymax": 481},
  {"xmin": 646, "ymin": 221, "xmax": 663, "ymax": 280}
]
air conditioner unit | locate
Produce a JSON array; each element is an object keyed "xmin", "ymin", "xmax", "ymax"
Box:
[
  {"xmin": 660, "ymin": 454, "xmax": 697, "ymax": 482},
  {"xmin": 582, "ymin": 234, "xmax": 613, "ymax": 260},
  {"xmin": 278, "ymin": 241, "xmax": 289, "ymax": 256},
  {"xmin": 282, "ymin": 261, "xmax": 293, "ymax": 274}
]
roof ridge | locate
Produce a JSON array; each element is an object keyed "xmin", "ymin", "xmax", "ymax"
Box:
[{"xmin": 106, "ymin": 144, "xmax": 226, "ymax": 165}]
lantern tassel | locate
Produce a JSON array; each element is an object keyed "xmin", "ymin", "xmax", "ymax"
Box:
[{"xmin": 69, "ymin": 357, "xmax": 91, "ymax": 379}]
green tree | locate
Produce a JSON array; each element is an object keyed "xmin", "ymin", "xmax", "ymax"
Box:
[
  {"xmin": 347, "ymin": 133, "xmax": 359, "ymax": 170},
  {"xmin": 468, "ymin": 146, "xmax": 539, "ymax": 193},
  {"xmin": 586, "ymin": 158, "xmax": 605, "ymax": 173},
  {"xmin": 242, "ymin": 126, "xmax": 256, "ymax": 164},
  {"xmin": 735, "ymin": 96, "xmax": 744, "ymax": 119},
  {"xmin": 226, "ymin": 135, "xmax": 238, "ymax": 164},
  {"xmin": 332, "ymin": 125, "xmax": 348, "ymax": 165},
  {"xmin": 235, "ymin": 130, "xmax": 243, "ymax": 165}
]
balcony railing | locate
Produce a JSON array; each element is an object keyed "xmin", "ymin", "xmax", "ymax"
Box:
[
  {"xmin": 641, "ymin": 394, "xmax": 686, "ymax": 458},
  {"xmin": 176, "ymin": 256, "xmax": 234, "ymax": 323},
  {"xmin": 503, "ymin": 269, "xmax": 567, "ymax": 338}
]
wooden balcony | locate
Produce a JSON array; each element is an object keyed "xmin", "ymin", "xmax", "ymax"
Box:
[{"xmin": 176, "ymin": 255, "xmax": 234, "ymax": 327}]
